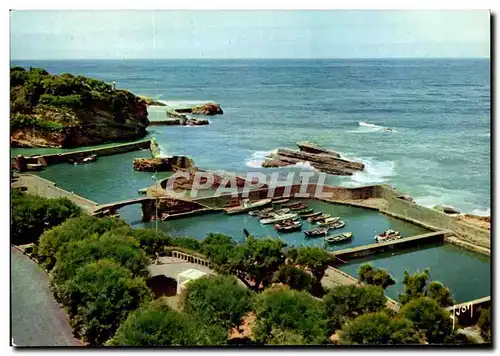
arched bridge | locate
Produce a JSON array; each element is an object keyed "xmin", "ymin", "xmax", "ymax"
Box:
[{"xmin": 92, "ymin": 197, "xmax": 152, "ymax": 216}]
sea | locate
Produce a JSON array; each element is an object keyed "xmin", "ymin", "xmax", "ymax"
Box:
[{"xmin": 10, "ymin": 58, "xmax": 491, "ymax": 215}]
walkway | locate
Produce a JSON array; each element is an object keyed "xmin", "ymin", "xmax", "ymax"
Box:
[
  {"xmin": 12, "ymin": 174, "xmax": 98, "ymax": 213},
  {"xmin": 11, "ymin": 247, "xmax": 82, "ymax": 347}
]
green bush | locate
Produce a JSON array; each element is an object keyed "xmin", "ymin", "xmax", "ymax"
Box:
[
  {"xmin": 340, "ymin": 312, "xmax": 421, "ymax": 345},
  {"xmin": 11, "ymin": 191, "xmax": 82, "ymax": 245},
  {"xmin": 107, "ymin": 300, "xmax": 228, "ymax": 346},
  {"xmin": 477, "ymin": 307, "xmax": 491, "ymax": 342},
  {"xmin": 358, "ymin": 264, "xmax": 395, "ymax": 290},
  {"xmin": 57, "ymin": 259, "xmax": 152, "ymax": 345},
  {"xmin": 182, "ymin": 275, "xmax": 253, "ymax": 331},
  {"xmin": 170, "ymin": 236, "xmax": 202, "ymax": 251},
  {"xmin": 252, "ymin": 286, "xmax": 328, "ymax": 345},
  {"xmin": 272, "ymin": 264, "xmax": 316, "ymax": 293},
  {"xmin": 37, "ymin": 215, "xmax": 130, "ymax": 270},
  {"xmin": 10, "ymin": 113, "xmax": 65, "ymax": 131},
  {"xmin": 129, "ymin": 228, "xmax": 172, "ymax": 257},
  {"xmin": 39, "ymin": 94, "xmax": 82, "ymax": 108},
  {"xmin": 399, "ymin": 297, "xmax": 453, "ymax": 344}
]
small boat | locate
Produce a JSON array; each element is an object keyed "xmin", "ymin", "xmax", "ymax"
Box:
[
  {"xmin": 308, "ymin": 214, "xmax": 330, "ymax": 223},
  {"xmin": 74, "ymin": 154, "xmax": 97, "ymax": 165},
  {"xmin": 301, "ymin": 211, "xmax": 322, "ymax": 219},
  {"xmin": 249, "ymin": 207, "xmax": 274, "ymax": 216},
  {"xmin": 304, "ymin": 227, "xmax": 330, "ymax": 237},
  {"xmin": 374, "ymin": 229, "xmax": 401, "ymax": 242},
  {"xmin": 324, "ymin": 232, "xmax": 353, "ymax": 244},
  {"xmin": 319, "ymin": 220, "xmax": 345, "ymax": 229},
  {"xmin": 226, "ymin": 198, "xmax": 272, "ymax": 215},
  {"xmin": 316, "ymin": 217, "xmax": 340, "ymax": 226},
  {"xmin": 282, "ymin": 201, "xmax": 300, "ymax": 208},
  {"xmin": 26, "ymin": 163, "xmax": 44, "ymax": 171},
  {"xmin": 273, "ymin": 208, "xmax": 291, "ymax": 215},
  {"xmin": 297, "ymin": 208, "xmax": 314, "ymax": 215},
  {"xmin": 260, "ymin": 213, "xmax": 298, "ymax": 225},
  {"xmin": 272, "ymin": 197, "xmax": 290, "ymax": 204},
  {"xmin": 290, "ymin": 203, "xmax": 308, "ymax": 211},
  {"xmin": 274, "ymin": 220, "xmax": 302, "ymax": 232}
]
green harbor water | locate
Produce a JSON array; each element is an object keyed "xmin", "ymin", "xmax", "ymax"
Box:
[
  {"xmin": 338, "ymin": 243, "xmax": 491, "ymax": 303},
  {"xmin": 139, "ymin": 199, "xmax": 430, "ymax": 251}
]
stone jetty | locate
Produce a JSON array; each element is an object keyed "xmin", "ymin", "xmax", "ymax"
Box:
[{"xmin": 262, "ymin": 142, "xmax": 364, "ymax": 176}]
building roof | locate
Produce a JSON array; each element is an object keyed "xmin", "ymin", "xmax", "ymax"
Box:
[{"xmin": 178, "ymin": 268, "xmax": 207, "ymax": 280}]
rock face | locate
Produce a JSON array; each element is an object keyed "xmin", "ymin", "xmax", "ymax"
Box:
[
  {"xmin": 10, "ymin": 67, "xmax": 149, "ymax": 148},
  {"xmin": 190, "ymin": 102, "xmax": 223, "ymax": 116},
  {"xmin": 151, "ymin": 118, "xmax": 209, "ymax": 126},
  {"xmin": 133, "ymin": 156, "xmax": 196, "ymax": 172},
  {"xmin": 262, "ymin": 142, "xmax": 364, "ymax": 176}
]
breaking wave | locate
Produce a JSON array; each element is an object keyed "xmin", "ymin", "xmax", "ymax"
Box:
[
  {"xmin": 291, "ymin": 161, "xmax": 317, "ymax": 171},
  {"xmin": 357, "ymin": 121, "xmax": 397, "ymax": 133},
  {"xmin": 471, "ymin": 208, "xmax": 490, "ymax": 217},
  {"xmin": 246, "ymin": 150, "xmax": 272, "ymax": 168},
  {"xmin": 339, "ymin": 157, "xmax": 396, "ymax": 187}
]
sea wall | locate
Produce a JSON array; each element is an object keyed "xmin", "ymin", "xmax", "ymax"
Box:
[
  {"xmin": 378, "ymin": 185, "xmax": 490, "ymax": 250},
  {"xmin": 12, "ymin": 139, "xmax": 152, "ymax": 171}
]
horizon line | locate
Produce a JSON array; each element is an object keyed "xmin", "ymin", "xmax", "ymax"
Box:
[{"xmin": 10, "ymin": 56, "xmax": 490, "ymax": 61}]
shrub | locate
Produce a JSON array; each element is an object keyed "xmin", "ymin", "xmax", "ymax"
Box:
[
  {"xmin": 477, "ymin": 307, "xmax": 491, "ymax": 342},
  {"xmin": 252, "ymin": 286, "xmax": 328, "ymax": 345},
  {"xmin": 37, "ymin": 215, "xmax": 130, "ymax": 270},
  {"xmin": 129, "ymin": 228, "xmax": 172, "ymax": 257},
  {"xmin": 272, "ymin": 264, "xmax": 316, "ymax": 293},
  {"xmin": 170, "ymin": 236, "xmax": 202, "ymax": 251},
  {"xmin": 358, "ymin": 264, "xmax": 395, "ymax": 290},
  {"xmin": 58, "ymin": 259, "xmax": 152, "ymax": 345},
  {"xmin": 39, "ymin": 94, "xmax": 82, "ymax": 108},
  {"xmin": 11, "ymin": 191, "xmax": 82, "ymax": 245},
  {"xmin": 340, "ymin": 312, "xmax": 421, "ymax": 345},
  {"xmin": 107, "ymin": 300, "xmax": 227, "ymax": 346},
  {"xmin": 182, "ymin": 275, "xmax": 253, "ymax": 331}
]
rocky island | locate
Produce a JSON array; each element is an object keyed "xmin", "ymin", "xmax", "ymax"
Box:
[
  {"xmin": 262, "ymin": 142, "xmax": 365, "ymax": 175},
  {"xmin": 10, "ymin": 67, "xmax": 150, "ymax": 148}
]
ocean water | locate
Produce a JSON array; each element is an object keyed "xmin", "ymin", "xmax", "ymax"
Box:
[{"xmin": 11, "ymin": 59, "xmax": 491, "ymax": 215}]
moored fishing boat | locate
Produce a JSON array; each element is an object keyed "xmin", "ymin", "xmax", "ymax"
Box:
[
  {"xmin": 324, "ymin": 232, "xmax": 353, "ymax": 244},
  {"xmin": 226, "ymin": 198, "xmax": 272, "ymax": 215},
  {"xmin": 374, "ymin": 229, "xmax": 401, "ymax": 242},
  {"xmin": 297, "ymin": 208, "xmax": 314, "ymax": 215},
  {"xmin": 273, "ymin": 208, "xmax": 291, "ymax": 215},
  {"xmin": 282, "ymin": 201, "xmax": 300, "ymax": 208},
  {"xmin": 74, "ymin": 154, "xmax": 97, "ymax": 165},
  {"xmin": 290, "ymin": 203, "xmax": 308, "ymax": 211},
  {"xmin": 318, "ymin": 220, "xmax": 345, "ymax": 229},
  {"xmin": 301, "ymin": 211, "xmax": 322, "ymax": 219},
  {"xmin": 308, "ymin": 213, "xmax": 330, "ymax": 223},
  {"xmin": 316, "ymin": 217, "xmax": 340, "ymax": 226},
  {"xmin": 249, "ymin": 206, "xmax": 275, "ymax": 216},
  {"xmin": 272, "ymin": 197, "xmax": 290, "ymax": 204},
  {"xmin": 274, "ymin": 219, "xmax": 302, "ymax": 232},
  {"xmin": 260, "ymin": 213, "xmax": 298, "ymax": 224},
  {"xmin": 304, "ymin": 227, "xmax": 330, "ymax": 237}
]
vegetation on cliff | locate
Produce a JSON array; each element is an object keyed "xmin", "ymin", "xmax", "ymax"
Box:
[{"xmin": 10, "ymin": 67, "xmax": 149, "ymax": 148}]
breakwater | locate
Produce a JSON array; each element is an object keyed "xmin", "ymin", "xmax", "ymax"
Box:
[{"xmin": 12, "ymin": 139, "xmax": 152, "ymax": 172}]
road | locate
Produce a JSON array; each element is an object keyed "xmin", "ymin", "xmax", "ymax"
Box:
[{"xmin": 11, "ymin": 247, "xmax": 82, "ymax": 347}]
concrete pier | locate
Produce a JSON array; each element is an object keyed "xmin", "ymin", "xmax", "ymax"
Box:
[{"xmin": 330, "ymin": 230, "xmax": 450, "ymax": 262}]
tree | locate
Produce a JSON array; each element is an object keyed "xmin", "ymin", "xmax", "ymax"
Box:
[
  {"xmin": 181, "ymin": 275, "xmax": 253, "ymax": 331},
  {"xmin": 399, "ymin": 297, "xmax": 453, "ymax": 344},
  {"xmin": 398, "ymin": 269, "xmax": 430, "ymax": 305},
  {"xmin": 107, "ymin": 300, "xmax": 227, "ymax": 346},
  {"xmin": 252, "ymin": 286, "xmax": 329, "ymax": 345},
  {"xmin": 272, "ymin": 264, "xmax": 316, "ymax": 293},
  {"xmin": 358, "ymin": 264, "xmax": 395, "ymax": 290},
  {"xmin": 398, "ymin": 269, "xmax": 454, "ymax": 307},
  {"xmin": 230, "ymin": 236, "xmax": 286, "ymax": 291},
  {"xmin": 170, "ymin": 236, "xmax": 202, "ymax": 252},
  {"xmin": 477, "ymin": 307, "xmax": 491, "ymax": 343},
  {"xmin": 11, "ymin": 191, "xmax": 82, "ymax": 245},
  {"xmin": 129, "ymin": 228, "xmax": 172, "ymax": 257},
  {"xmin": 340, "ymin": 312, "xmax": 422, "ymax": 345},
  {"xmin": 323, "ymin": 284, "xmax": 387, "ymax": 330},
  {"xmin": 425, "ymin": 281, "xmax": 454, "ymax": 307},
  {"xmin": 50, "ymin": 231, "xmax": 150, "ymax": 295},
  {"xmin": 295, "ymin": 246, "xmax": 331, "ymax": 282},
  {"xmin": 57, "ymin": 259, "xmax": 152, "ymax": 345},
  {"xmin": 200, "ymin": 233, "xmax": 236, "ymax": 273},
  {"xmin": 37, "ymin": 215, "xmax": 129, "ymax": 269}
]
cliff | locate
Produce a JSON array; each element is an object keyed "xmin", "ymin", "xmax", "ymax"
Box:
[
  {"xmin": 10, "ymin": 67, "xmax": 150, "ymax": 148},
  {"xmin": 262, "ymin": 142, "xmax": 364, "ymax": 176}
]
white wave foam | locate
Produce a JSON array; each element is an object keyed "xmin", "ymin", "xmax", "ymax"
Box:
[
  {"xmin": 291, "ymin": 161, "xmax": 317, "ymax": 171},
  {"xmin": 246, "ymin": 150, "xmax": 271, "ymax": 168},
  {"xmin": 339, "ymin": 157, "xmax": 396, "ymax": 187},
  {"xmin": 357, "ymin": 121, "xmax": 397, "ymax": 133},
  {"xmin": 471, "ymin": 208, "xmax": 490, "ymax": 216}
]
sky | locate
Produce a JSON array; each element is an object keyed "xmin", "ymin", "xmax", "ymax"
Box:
[{"xmin": 10, "ymin": 10, "xmax": 490, "ymax": 59}]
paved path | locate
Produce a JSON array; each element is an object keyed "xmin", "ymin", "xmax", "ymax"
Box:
[
  {"xmin": 11, "ymin": 247, "xmax": 81, "ymax": 347},
  {"xmin": 12, "ymin": 174, "xmax": 98, "ymax": 213}
]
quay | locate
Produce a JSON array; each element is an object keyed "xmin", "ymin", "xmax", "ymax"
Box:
[
  {"xmin": 12, "ymin": 174, "xmax": 98, "ymax": 213},
  {"xmin": 329, "ymin": 230, "xmax": 450, "ymax": 262},
  {"xmin": 11, "ymin": 139, "xmax": 152, "ymax": 172}
]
